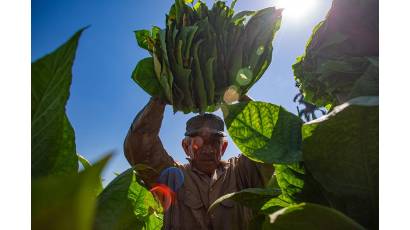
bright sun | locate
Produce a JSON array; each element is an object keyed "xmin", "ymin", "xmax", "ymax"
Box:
[{"xmin": 275, "ymin": 0, "xmax": 318, "ymax": 20}]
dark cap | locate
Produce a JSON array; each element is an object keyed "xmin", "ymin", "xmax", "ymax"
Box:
[{"xmin": 185, "ymin": 113, "xmax": 226, "ymax": 137}]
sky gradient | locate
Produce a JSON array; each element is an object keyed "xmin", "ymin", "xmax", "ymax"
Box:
[{"xmin": 32, "ymin": 0, "xmax": 332, "ymax": 185}]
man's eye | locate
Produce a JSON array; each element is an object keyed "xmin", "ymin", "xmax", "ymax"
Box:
[{"xmin": 192, "ymin": 136, "xmax": 203, "ymax": 146}]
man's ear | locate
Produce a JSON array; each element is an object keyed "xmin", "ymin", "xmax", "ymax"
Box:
[
  {"xmin": 182, "ymin": 137, "xmax": 190, "ymax": 157},
  {"xmin": 221, "ymin": 139, "xmax": 228, "ymax": 156}
]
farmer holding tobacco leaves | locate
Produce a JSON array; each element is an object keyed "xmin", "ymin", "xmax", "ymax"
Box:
[
  {"xmin": 124, "ymin": 96, "xmax": 274, "ymax": 230},
  {"xmin": 125, "ymin": 1, "xmax": 282, "ymax": 228}
]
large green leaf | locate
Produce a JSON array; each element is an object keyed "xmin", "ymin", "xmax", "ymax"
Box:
[
  {"xmin": 94, "ymin": 168, "xmax": 162, "ymax": 230},
  {"xmin": 348, "ymin": 57, "xmax": 379, "ymax": 99},
  {"xmin": 260, "ymin": 163, "xmax": 306, "ymax": 214},
  {"xmin": 259, "ymin": 196, "xmax": 290, "ymax": 215},
  {"xmin": 262, "ymin": 163, "xmax": 331, "ymax": 215},
  {"xmin": 263, "ymin": 203, "xmax": 365, "ymax": 230},
  {"xmin": 223, "ymin": 101, "xmax": 303, "ymax": 164},
  {"xmin": 302, "ymin": 96, "xmax": 378, "ymax": 229},
  {"xmin": 132, "ymin": 57, "xmax": 164, "ymax": 97},
  {"xmin": 209, "ymin": 187, "xmax": 281, "ymax": 212},
  {"xmin": 273, "ymin": 163, "xmax": 304, "ymax": 202},
  {"xmin": 32, "ymin": 155, "xmax": 110, "ymax": 230},
  {"xmin": 31, "ymin": 28, "xmax": 86, "ymax": 178}
]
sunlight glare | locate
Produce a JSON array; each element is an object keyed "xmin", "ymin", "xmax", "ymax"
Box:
[{"xmin": 275, "ymin": 0, "xmax": 318, "ymax": 20}]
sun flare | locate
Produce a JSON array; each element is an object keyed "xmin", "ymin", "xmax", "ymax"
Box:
[{"xmin": 275, "ymin": 0, "xmax": 318, "ymax": 20}]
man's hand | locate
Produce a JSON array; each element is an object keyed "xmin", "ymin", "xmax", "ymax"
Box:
[
  {"xmin": 130, "ymin": 97, "xmax": 166, "ymax": 133},
  {"xmin": 238, "ymin": 94, "xmax": 253, "ymax": 102}
]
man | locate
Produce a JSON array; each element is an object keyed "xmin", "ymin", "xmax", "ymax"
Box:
[{"xmin": 124, "ymin": 97, "xmax": 274, "ymax": 230}]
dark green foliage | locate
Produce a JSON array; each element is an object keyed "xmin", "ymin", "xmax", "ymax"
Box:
[
  {"xmin": 32, "ymin": 155, "xmax": 111, "ymax": 230},
  {"xmin": 94, "ymin": 169, "xmax": 163, "ymax": 230},
  {"xmin": 302, "ymin": 96, "xmax": 378, "ymax": 229},
  {"xmin": 293, "ymin": 0, "xmax": 379, "ymax": 107},
  {"xmin": 272, "ymin": 164, "xmax": 304, "ymax": 203},
  {"xmin": 31, "ymin": 28, "xmax": 163, "ymax": 230},
  {"xmin": 215, "ymin": 94, "xmax": 378, "ymax": 229},
  {"xmin": 262, "ymin": 203, "xmax": 365, "ymax": 230},
  {"xmin": 208, "ymin": 188, "xmax": 281, "ymax": 212}
]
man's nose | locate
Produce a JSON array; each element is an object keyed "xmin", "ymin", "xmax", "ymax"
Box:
[{"xmin": 200, "ymin": 145, "xmax": 214, "ymax": 153}]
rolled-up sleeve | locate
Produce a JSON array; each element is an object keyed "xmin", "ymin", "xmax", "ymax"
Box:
[{"xmin": 124, "ymin": 97, "xmax": 176, "ymax": 187}]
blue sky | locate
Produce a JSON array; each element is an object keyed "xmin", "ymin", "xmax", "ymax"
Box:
[{"xmin": 32, "ymin": 0, "xmax": 332, "ymax": 185}]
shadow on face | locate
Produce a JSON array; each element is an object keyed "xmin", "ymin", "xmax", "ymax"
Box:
[{"xmin": 181, "ymin": 131, "xmax": 228, "ymax": 176}]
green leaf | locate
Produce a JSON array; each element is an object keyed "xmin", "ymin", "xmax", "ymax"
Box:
[
  {"xmin": 78, "ymin": 153, "xmax": 91, "ymax": 169},
  {"xmin": 260, "ymin": 196, "xmax": 290, "ymax": 214},
  {"xmin": 223, "ymin": 101, "xmax": 303, "ymax": 164},
  {"xmin": 134, "ymin": 30, "xmax": 151, "ymax": 51},
  {"xmin": 77, "ymin": 153, "xmax": 105, "ymax": 196},
  {"xmin": 273, "ymin": 163, "xmax": 304, "ymax": 203},
  {"xmin": 192, "ymin": 39, "xmax": 208, "ymax": 114},
  {"xmin": 151, "ymin": 26, "xmax": 161, "ymax": 41},
  {"xmin": 260, "ymin": 163, "xmax": 306, "ymax": 214},
  {"xmin": 302, "ymin": 96, "xmax": 378, "ymax": 228},
  {"xmin": 143, "ymin": 213, "xmax": 163, "ymax": 230},
  {"xmin": 313, "ymin": 31, "xmax": 348, "ymax": 54},
  {"xmin": 31, "ymin": 28, "xmax": 86, "ymax": 178},
  {"xmin": 158, "ymin": 29, "xmax": 174, "ymax": 103},
  {"xmin": 348, "ymin": 57, "xmax": 379, "ymax": 99},
  {"xmin": 209, "ymin": 187, "xmax": 281, "ymax": 212},
  {"xmin": 132, "ymin": 57, "xmax": 164, "ymax": 97},
  {"xmin": 263, "ymin": 203, "xmax": 365, "ymax": 230},
  {"xmin": 232, "ymin": 10, "xmax": 255, "ymax": 25},
  {"xmin": 94, "ymin": 168, "xmax": 162, "ymax": 230},
  {"xmin": 193, "ymin": 1, "xmax": 202, "ymax": 11},
  {"xmin": 230, "ymin": 0, "xmax": 238, "ymax": 11},
  {"xmin": 294, "ymin": 56, "xmax": 377, "ymax": 106},
  {"xmin": 32, "ymin": 154, "xmax": 111, "ymax": 230}
]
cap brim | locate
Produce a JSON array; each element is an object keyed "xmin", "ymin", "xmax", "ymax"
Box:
[{"xmin": 185, "ymin": 130, "xmax": 226, "ymax": 137}]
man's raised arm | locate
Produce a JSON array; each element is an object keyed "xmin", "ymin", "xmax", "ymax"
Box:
[{"xmin": 124, "ymin": 97, "xmax": 175, "ymax": 187}]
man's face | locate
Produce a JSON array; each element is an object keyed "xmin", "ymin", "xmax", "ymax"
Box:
[{"xmin": 182, "ymin": 130, "xmax": 228, "ymax": 176}]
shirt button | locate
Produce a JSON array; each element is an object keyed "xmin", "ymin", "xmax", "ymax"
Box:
[
  {"xmin": 211, "ymin": 214, "xmax": 215, "ymax": 219},
  {"xmin": 210, "ymin": 188, "xmax": 213, "ymax": 192}
]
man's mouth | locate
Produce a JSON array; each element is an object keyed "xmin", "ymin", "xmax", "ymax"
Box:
[
  {"xmin": 197, "ymin": 156, "xmax": 215, "ymax": 161},
  {"xmin": 197, "ymin": 152, "xmax": 215, "ymax": 160},
  {"xmin": 196, "ymin": 154, "xmax": 215, "ymax": 162}
]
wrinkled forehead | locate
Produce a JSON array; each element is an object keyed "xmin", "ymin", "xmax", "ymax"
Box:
[{"xmin": 189, "ymin": 127, "xmax": 220, "ymax": 138}]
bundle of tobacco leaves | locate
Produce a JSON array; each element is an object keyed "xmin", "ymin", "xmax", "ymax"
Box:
[
  {"xmin": 132, "ymin": 0, "xmax": 282, "ymax": 114},
  {"xmin": 292, "ymin": 0, "xmax": 379, "ymax": 108}
]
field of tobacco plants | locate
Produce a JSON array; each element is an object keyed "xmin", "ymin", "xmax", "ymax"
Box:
[{"xmin": 32, "ymin": 0, "xmax": 378, "ymax": 229}]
